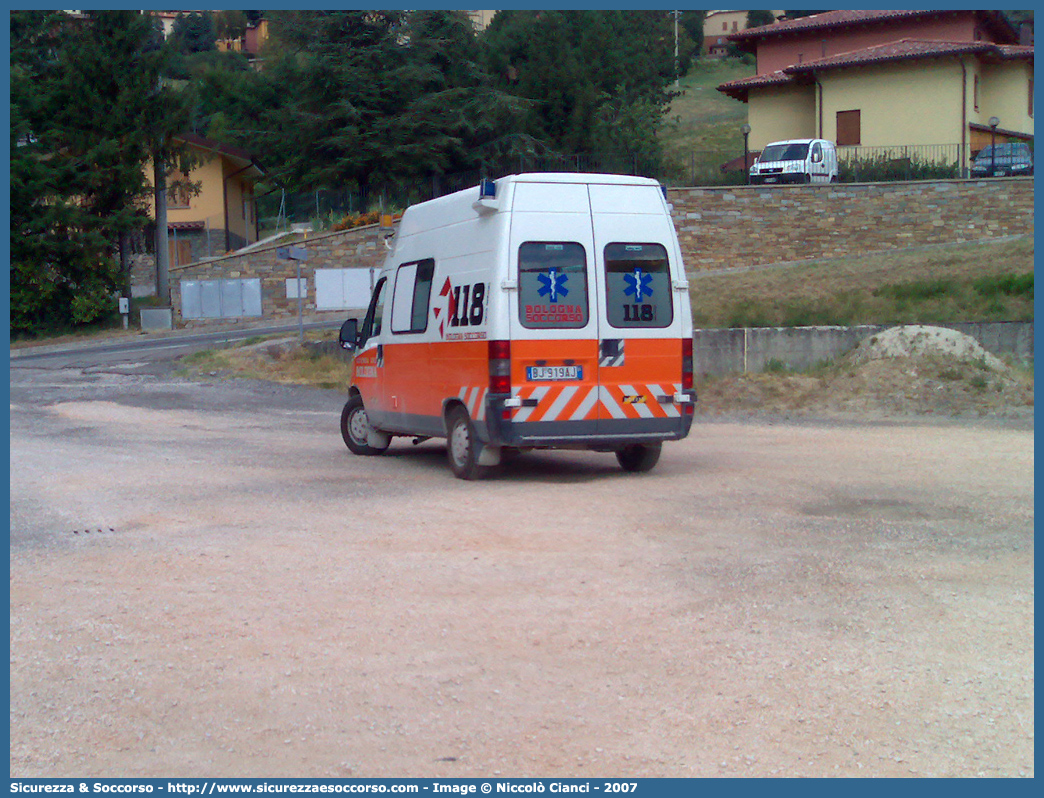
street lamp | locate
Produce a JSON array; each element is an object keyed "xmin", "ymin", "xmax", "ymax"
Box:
[
  {"xmin": 741, "ymin": 123, "xmax": 752, "ymax": 184},
  {"xmin": 988, "ymin": 116, "xmax": 1000, "ymax": 177}
]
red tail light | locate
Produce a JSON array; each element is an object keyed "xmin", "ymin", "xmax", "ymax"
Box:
[
  {"xmin": 682, "ymin": 337, "xmax": 694, "ymax": 391},
  {"xmin": 488, "ymin": 339, "xmax": 511, "ymax": 395}
]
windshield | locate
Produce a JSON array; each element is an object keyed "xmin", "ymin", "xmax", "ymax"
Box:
[
  {"xmin": 759, "ymin": 142, "xmax": 810, "ymax": 162},
  {"xmin": 976, "ymin": 144, "xmax": 1030, "ymax": 160}
]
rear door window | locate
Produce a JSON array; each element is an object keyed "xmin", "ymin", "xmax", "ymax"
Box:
[
  {"xmin": 604, "ymin": 243, "xmax": 673, "ymax": 328},
  {"xmin": 518, "ymin": 242, "xmax": 589, "ymax": 329}
]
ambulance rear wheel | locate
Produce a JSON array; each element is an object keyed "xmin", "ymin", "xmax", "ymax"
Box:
[
  {"xmin": 616, "ymin": 442, "xmax": 661, "ymax": 473},
  {"xmin": 447, "ymin": 406, "xmax": 490, "ymax": 481},
  {"xmin": 341, "ymin": 395, "xmax": 389, "ymax": 456}
]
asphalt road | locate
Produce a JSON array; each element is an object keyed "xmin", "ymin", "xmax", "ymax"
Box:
[
  {"xmin": 8, "ymin": 339, "xmax": 1035, "ymax": 777},
  {"xmin": 9, "ymin": 319, "xmax": 343, "ymax": 369}
]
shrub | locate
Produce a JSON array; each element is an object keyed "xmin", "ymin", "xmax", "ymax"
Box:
[
  {"xmin": 973, "ymin": 273, "xmax": 1033, "ymax": 299},
  {"xmin": 875, "ymin": 278, "xmax": 957, "ymax": 301}
]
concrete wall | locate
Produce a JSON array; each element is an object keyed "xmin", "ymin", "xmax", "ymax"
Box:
[{"xmin": 694, "ymin": 321, "xmax": 1034, "ymax": 376}]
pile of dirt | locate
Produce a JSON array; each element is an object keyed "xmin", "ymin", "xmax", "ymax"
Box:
[{"xmin": 697, "ymin": 325, "xmax": 1034, "ymax": 420}]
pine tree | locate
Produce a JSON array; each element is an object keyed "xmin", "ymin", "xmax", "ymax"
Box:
[
  {"xmin": 10, "ymin": 10, "xmax": 189, "ymax": 333},
  {"xmin": 480, "ymin": 11, "xmax": 677, "ymax": 171}
]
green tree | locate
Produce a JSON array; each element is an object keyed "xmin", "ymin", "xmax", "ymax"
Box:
[
  {"xmin": 10, "ymin": 10, "xmax": 189, "ymax": 334},
  {"xmin": 678, "ymin": 10, "xmax": 706, "ymax": 68},
  {"xmin": 205, "ymin": 10, "xmax": 524, "ymax": 205},
  {"xmin": 214, "ymin": 10, "xmax": 248, "ymax": 43},
  {"xmin": 480, "ymin": 11, "xmax": 678, "ymax": 170},
  {"xmin": 172, "ymin": 11, "xmax": 216, "ymax": 54},
  {"xmin": 747, "ymin": 10, "xmax": 778, "ymax": 28},
  {"xmin": 402, "ymin": 11, "xmax": 532, "ymax": 180}
]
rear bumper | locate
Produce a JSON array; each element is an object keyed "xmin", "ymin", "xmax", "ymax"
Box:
[{"xmin": 483, "ymin": 394, "xmax": 696, "ymax": 449}]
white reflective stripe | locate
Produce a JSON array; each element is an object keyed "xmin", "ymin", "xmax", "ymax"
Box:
[
  {"xmin": 570, "ymin": 387, "xmax": 599, "ymax": 421},
  {"xmin": 542, "ymin": 385, "xmax": 578, "ymax": 421},
  {"xmin": 649, "ymin": 383, "xmax": 680, "ymax": 417},
  {"xmin": 600, "ymin": 386, "xmax": 626, "ymax": 419},
  {"xmin": 620, "ymin": 384, "xmax": 654, "ymax": 419},
  {"xmin": 514, "ymin": 386, "xmax": 550, "ymax": 422},
  {"xmin": 458, "ymin": 386, "xmax": 487, "ymax": 421}
]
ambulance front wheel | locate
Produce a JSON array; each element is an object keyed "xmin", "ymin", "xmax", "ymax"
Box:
[
  {"xmin": 447, "ymin": 406, "xmax": 491, "ymax": 481},
  {"xmin": 616, "ymin": 442, "xmax": 662, "ymax": 473},
  {"xmin": 341, "ymin": 395, "xmax": 389, "ymax": 456}
]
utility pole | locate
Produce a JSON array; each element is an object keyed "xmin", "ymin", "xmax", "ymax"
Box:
[
  {"xmin": 154, "ymin": 153, "xmax": 169, "ymax": 303},
  {"xmin": 674, "ymin": 10, "xmax": 680, "ymax": 88}
]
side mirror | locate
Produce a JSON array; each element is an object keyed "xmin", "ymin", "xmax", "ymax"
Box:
[{"xmin": 339, "ymin": 318, "xmax": 359, "ymax": 351}]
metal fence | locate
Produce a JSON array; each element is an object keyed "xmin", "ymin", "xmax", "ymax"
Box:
[
  {"xmin": 257, "ymin": 141, "xmax": 1029, "ymax": 230},
  {"xmin": 837, "ymin": 143, "xmax": 963, "ymax": 182}
]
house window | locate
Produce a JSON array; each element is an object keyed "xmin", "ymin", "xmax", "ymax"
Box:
[
  {"xmin": 732, "ymin": 21, "xmax": 738, "ymax": 32},
  {"xmin": 974, "ymin": 75, "xmax": 980, "ymax": 112},
  {"xmin": 836, "ymin": 110, "xmax": 861, "ymax": 146}
]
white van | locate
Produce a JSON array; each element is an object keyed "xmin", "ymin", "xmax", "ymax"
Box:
[
  {"xmin": 749, "ymin": 138, "xmax": 839, "ymax": 184},
  {"xmin": 338, "ymin": 173, "xmax": 696, "ymax": 479}
]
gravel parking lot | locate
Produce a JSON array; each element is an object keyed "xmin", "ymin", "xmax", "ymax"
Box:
[{"xmin": 9, "ymin": 355, "xmax": 1034, "ymax": 778}]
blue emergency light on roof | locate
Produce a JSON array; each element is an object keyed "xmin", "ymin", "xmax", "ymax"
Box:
[{"xmin": 479, "ymin": 178, "xmax": 496, "ymax": 199}]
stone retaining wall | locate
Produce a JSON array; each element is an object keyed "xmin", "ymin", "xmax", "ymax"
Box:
[
  {"xmin": 169, "ymin": 226, "xmax": 390, "ymax": 328},
  {"xmin": 671, "ymin": 177, "xmax": 1033, "ymax": 273},
  {"xmin": 165, "ymin": 177, "xmax": 1033, "ymax": 327}
]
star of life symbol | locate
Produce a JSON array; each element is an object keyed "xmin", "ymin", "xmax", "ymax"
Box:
[
  {"xmin": 537, "ymin": 267, "xmax": 569, "ymax": 303},
  {"xmin": 624, "ymin": 267, "xmax": 653, "ymax": 303}
]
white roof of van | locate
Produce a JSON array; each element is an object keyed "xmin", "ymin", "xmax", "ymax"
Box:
[
  {"xmin": 395, "ymin": 172, "xmax": 663, "ymax": 238},
  {"xmin": 764, "ymin": 138, "xmax": 816, "ymax": 146},
  {"xmin": 505, "ymin": 172, "xmax": 660, "ymax": 187}
]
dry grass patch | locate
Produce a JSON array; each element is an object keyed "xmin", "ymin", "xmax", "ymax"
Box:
[
  {"xmin": 690, "ymin": 235, "xmax": 1034, "ymax": 328},
  {"xmin": 178, "ymin": 333, "xmax": 354, "ymax": 391}
]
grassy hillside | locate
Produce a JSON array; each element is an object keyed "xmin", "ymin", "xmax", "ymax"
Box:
[
  {"xmin": 659, "ymin": 58, "xmax": 754, "ymax": 180},
  {"xmin": 688, "ymin": 235, "xmax": 1034, "ymax": 328}
]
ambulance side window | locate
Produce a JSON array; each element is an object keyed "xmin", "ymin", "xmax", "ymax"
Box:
[
  {"xmin": 391, "ymin": 258, "xmax": 434, "ymax": 334},
  {"xmin": 604, "ymin": 243, "xmax": 673, "ymax": 328},
  {"xmin": 518, "ymin": 242, "xmax": 589, "ymax": 329},
  {"xmin": 359, "ymin": 277, "xmax": 387, "ymax": 346}
]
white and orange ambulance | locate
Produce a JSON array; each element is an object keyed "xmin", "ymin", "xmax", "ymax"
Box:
[{"xmin": 338, "ymin": 173, "xmax": 696, "ymax": 479}]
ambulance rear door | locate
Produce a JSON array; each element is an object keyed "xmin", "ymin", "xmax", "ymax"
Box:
[
  {"xmin": 506, "ymin": 180, "xmax": 602, "ymax": 437},
  {"xmin": 588, "ymin": 182, "xmax": 688, "ymax": 436}
]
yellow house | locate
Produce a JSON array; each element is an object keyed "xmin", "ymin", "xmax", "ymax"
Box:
[
  {"xmin": 148, "ymin": 133, "xmax": 264, "ymax": 267},
  {"xmin": 721, "ymin": 40, "xmax": 1033, "ymax": 169},
  {"xmin": 704, "ymin": 10, "xmax": 784, "ymax": 57},
  {"xmin": 717, "ymin": 10, "xmax": 1033, "ymax": 171}
]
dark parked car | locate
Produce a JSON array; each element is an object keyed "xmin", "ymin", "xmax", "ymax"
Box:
[{"xmin": 971, "ymin": 143, "xmax": 1034, "ymax": 177}]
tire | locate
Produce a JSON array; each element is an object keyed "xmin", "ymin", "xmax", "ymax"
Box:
[
  {"xmin": 615, "ymin": 442, "xmax": 662, "ymax": 473},
  {"xmin": 446, "ymin": 406, "xmax": 490, "ymax": 480},
  {"xmin": 340, "ymin": 395, "xmax": 389, "ymax": 456}
]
